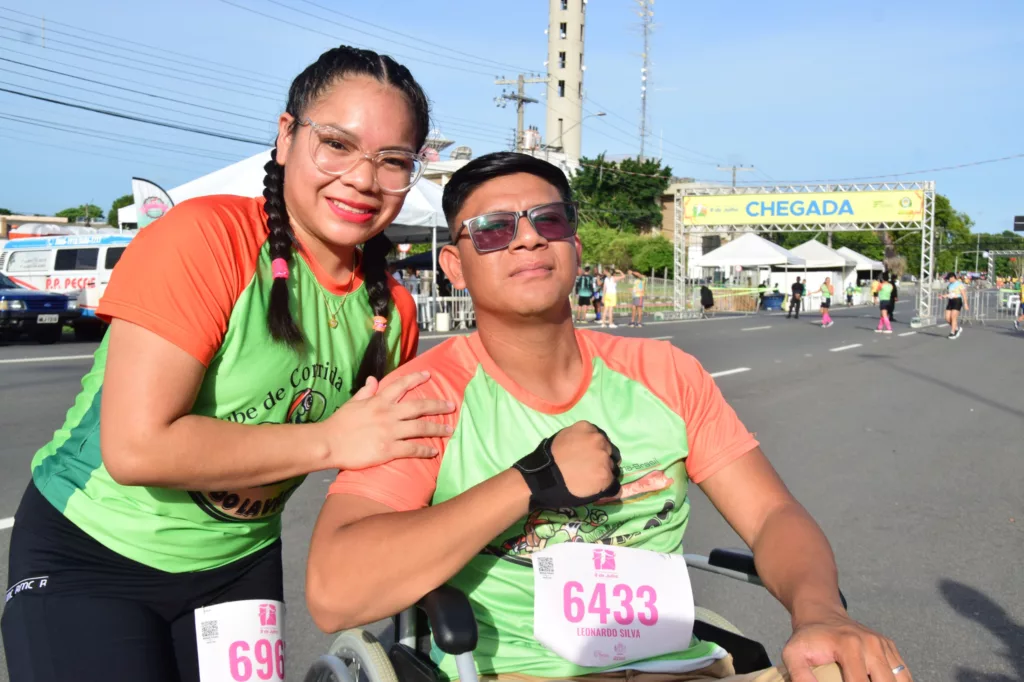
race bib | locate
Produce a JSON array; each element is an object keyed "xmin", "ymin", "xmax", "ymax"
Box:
[
  {"xmin": 533, "ymin": 543, "xmax": 694, "ymax": 668},
  {"xmin": 195, "ymin": 600, "xmax": 285, "ymax": 681}
]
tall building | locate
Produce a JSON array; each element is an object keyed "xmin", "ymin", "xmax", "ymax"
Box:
[{"xmin": 546, "ymin": 0, "xmax": 586, "ymax": 162}]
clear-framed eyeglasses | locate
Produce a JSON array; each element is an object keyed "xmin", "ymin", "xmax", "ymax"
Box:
[{"xmin": 300, "ymin": 119, "xmax": 426, "ymax": 194}]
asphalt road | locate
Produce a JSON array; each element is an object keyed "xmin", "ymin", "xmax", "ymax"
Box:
[{"xmin": 1, "ymin": 301, "xmax": 1021, "ymax": 681}]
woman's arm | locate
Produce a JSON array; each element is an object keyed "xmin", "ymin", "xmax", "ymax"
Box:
[{"xmin": 100, "ymin": 320, "xmax": 452, "ymax": 490}]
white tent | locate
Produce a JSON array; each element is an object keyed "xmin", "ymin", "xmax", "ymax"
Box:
[
  {"xmin": 118, "ymin": 150, "xmax": 449, "ymax": 325},
  {"xmin": 117, "ymin": 150, "xmax": 447, "ymax": 243},
  {"xmin": 790, "ymin": 239, "xmax": 857, "ymax": 269},
  {"xmin": 836, "ymin": 246, "xmax": 885, "ymax": 271},
  {"xmin": 696, "ymin": 232, "xmax": 805, "ymax": 268}
]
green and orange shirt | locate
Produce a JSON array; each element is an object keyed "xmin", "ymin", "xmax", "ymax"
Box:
[
  {"xmin": 30, "ymin": 195, "xmax": 418, "ymax": 573},
  {"xmin": 329, "ymin": 329, "xmax": 759, "ymax": 679}
]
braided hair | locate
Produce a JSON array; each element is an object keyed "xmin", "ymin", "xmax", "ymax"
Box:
[{"xmin": 263, "ymin": 46, "xmax": 430, "ymax": 390}]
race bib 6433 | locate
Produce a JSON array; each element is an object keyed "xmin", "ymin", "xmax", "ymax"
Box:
[{"xmin": 532, "ymin": 543, "xmax": 694, "ymax": 668}]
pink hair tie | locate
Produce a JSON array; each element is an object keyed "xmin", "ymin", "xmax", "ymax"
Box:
[
  {"xmin": 372, "ymin": 315, "xmax": 388, "ymax": 332},
  {"xmin": 271, "ymin": 258, "xmax": 289, "ymax": 280}
]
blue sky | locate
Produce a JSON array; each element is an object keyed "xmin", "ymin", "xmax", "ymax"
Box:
[{"xmin": 0, "ymin": 0, "xmax": 1021, "ymax": 233}]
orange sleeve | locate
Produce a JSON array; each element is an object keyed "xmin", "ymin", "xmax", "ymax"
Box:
[
  {"xmin": 327, "ymin": 339, "xmax": 474, "ymax": 511},
  {"xmin": 591, "ymin": 334, "xmax": 758, "ymax": 484},
  {"xmin": 669, "ymin": 348, "xmax": 759, "ymax": 483},
  {"xmin": 97, "ymin": 196, "xmax": 266, "ymax": 367},
  {"xmin": 388, "ymin": 274, "xmax": 419, "ymax": 365}
]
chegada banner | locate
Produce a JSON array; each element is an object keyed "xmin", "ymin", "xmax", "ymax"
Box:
[{"xmin": 683, "ymin": 190, "xmax": 924, "ymax": 226}]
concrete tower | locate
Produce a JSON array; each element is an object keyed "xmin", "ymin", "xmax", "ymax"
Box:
[{"xmin": 546, "ymin": 0, "xmax": 586, "ymax": 162}]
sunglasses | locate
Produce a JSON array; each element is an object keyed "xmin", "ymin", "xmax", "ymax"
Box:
[{"xmin": 455, "ymin": 202, "xmax": 579, "ymax": 253}]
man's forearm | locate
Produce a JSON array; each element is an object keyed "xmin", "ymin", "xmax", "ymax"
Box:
[
  {"xmin": 751, "ymin": 502, "xmax": 846, "ymax": 626},
  {"xmin": 307, "ymin": 469, "xmax": 531, "ymax": 632}
]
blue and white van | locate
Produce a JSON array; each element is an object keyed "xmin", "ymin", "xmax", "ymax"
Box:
[{"xmin": 0, "ymin": 234, "xmax": 135, "ymax": 340}]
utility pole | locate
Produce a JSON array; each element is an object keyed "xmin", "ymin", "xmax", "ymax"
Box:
[
  {"xmin": 495, "ymin": 74, "xmax": 546, "ymax": 152},
  {"xmin": 717, "ymin": 164, "xmax": 756, "ymax": 187},
  {"xmin": 636, "ymin": 0, "xmax": 654, "ymax": 162}
]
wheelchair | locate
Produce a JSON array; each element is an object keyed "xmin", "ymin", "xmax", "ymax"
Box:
[{"xmin": 303, "ymin": 547, "xmax": 848, "ymax": 682}]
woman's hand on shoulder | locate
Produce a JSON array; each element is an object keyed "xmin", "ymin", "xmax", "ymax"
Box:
[{"xmin": 318, "ymin": 371, "xmax": 456, "ymax": 470}]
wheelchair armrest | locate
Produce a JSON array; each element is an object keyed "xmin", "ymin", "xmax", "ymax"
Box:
[
  {"xmin": 706, "ymin": 547, "xmax": 849, "ymax": 611},
  {"xmin": 709, "ymin": 547, "xmax": 759, "ymax": 578},
  {"xmin": 416, "ymin": 584, "xmax": 478, "ymax": 655}
]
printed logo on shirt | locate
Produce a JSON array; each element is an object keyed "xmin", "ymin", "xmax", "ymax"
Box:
[
  {"xmin": 5, "ymin": 575, "xmax": 49, "ymax": 603},
  {"xmin": 485, "ymin": 470, "xmax": 678, "ymax": 567}
]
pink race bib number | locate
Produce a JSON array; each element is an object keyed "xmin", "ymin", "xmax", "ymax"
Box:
[
  {"xmin": 562, "ymin": 581, "xmax": 659, "ymax": 626},
  {"xmin": 533, "ymin": 544, "xmax": 694, "ymax": 667},
  {"xmin": 195, "ymin": 600, "xmax": 286, "ymax": 682}
]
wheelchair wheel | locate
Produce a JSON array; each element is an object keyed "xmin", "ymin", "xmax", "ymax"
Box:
[
  {"xmin": 303, "ymin": 628, "xmax": 399, "ymax": 682},
  {"xmin": 694, "ymin": 607, "xmax": 743, "ymax": 636}
]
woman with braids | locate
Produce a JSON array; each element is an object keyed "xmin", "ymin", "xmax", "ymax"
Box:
[{"xmin": 2, "ymin": 46, "xmax": 453, "ymax": 682}]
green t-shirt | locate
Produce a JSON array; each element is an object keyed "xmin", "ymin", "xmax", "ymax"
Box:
[
  {"xmin": 331, "ymin": 330, "xmax": 760, "ymax": 678},
  {"xmin": 879, "ymin": 282, "xmax": 894, "ymax": 302},
  {"xmin": 30, "ymin": 196, "xmax": 418, "ymax": 573}
]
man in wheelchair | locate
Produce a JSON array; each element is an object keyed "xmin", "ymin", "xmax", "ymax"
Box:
[{"xmin": 307, "ymin": 153, "xmax": 911, "ymax": 682}]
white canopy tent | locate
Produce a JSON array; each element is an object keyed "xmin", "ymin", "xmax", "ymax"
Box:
[
  {"xmin": 836, "ymin": 246, "xmax": 885, "ymax": 272},
  {"xmin": 119, "ymin": 150, "xmax": 449, "ymax": 325},
  {"xmin": 784, "ymin": 239, "xmax": 858, "ymax": 301},
  {"xmin": 117, "ymin": 150, "xmax": 447, "ymax": 244},
  {"xmin": 695, "ymin": 232, "xmax": 805, "ymax": 268}
]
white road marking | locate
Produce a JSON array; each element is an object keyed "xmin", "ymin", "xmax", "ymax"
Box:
[
  {"xmin": 651, "ymin": 335, "xmax": 674, "ymax": 340},
  {"xmin": 937, "ymin": 323, "xmax": 949, "ymax": 328},
  {"xmin": 741, "ymin": 325, "xmax": 772, "ymax": 331},
  {"xmin": 898, "ymin": 331, "xmax": 918, "ymax": 337},
  {"xmin": 0, "ymin": 354, "xmax": 94, "ymax": 365},
  {"xmin": 710, "ymin": 367, "xmax": 751, "ymax": 378},
  {"xmin": 829, "ymin": 344, "xmax": 863, "ymax": 352},
  {"xmin": 0, "ymin": 517, "xmax": 13, "ymax": 531}
]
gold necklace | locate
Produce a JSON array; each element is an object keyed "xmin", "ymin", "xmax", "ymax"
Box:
[{"xmin": 314, "ymin": 251, "xmax": 358, "ymax": 329}]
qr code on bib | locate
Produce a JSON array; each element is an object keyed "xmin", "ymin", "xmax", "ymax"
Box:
[
  {"xmin": 199, "ymin": 620, "xmax": 219, "ymax": 642},
  {"xmin": 536, "ymin": 557, "xmax": 554, "ymax": 577}
]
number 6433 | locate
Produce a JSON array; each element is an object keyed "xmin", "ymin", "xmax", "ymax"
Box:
[{"xmin": 562, "ymin": 582, "xmax": 659, "ymax": 626}]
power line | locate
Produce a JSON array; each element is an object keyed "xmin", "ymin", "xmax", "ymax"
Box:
[
  {"xmin": 0, "ymin": 76, "xmax": 272, "ymax": 136},
  {"xmin": 263, "ymin": 0, "xmax": 519, "ymax": 75},
  {"xmin": 0, "ymin": 113, "xmax": 245, "ymax": 163},
  {"xmin": 289, "ymin": 0, "xmax": 534, "ymax": 74},
  {"xmin": 725, "ymin": 154, "xmax": 1024, "ymax": 185},
  {"xmin": 0, "ymin": 5, "xmax": 291, "ymax": 85},
  {"xmin": 0, "ymin": 16, "xmax": 284, "ymax": 97},
  {"xmin": 0, "ymin": 26, "xmax": 284, "ymax": 103},
  {"xmin": 0, "ymin": 129, "xmax": 217, "ymax": 175},
  {"xmin": 0, "ymin": 49, "xmax": 278, "ymax": 112},
  {"xmin": 0, "ymin": 58, "xmax": 271, "ymax": 124},
  {"xmin": 0, "ymin": 69, "xmax": 273, "ymax": 134},
  {"xmin": 215, "ymin": 0, "xmax": 497, "ymax": 78},
  {"xmin": 0, "ymin": 86, "xmax": 270, "ymax": 146}
]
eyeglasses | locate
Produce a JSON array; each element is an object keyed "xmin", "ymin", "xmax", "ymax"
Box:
[
  {"xmin": 300, "ymin": 119, "xmax": 426, "ymax": 193},
  {"xmin": 455, "ymin": 201, "xmax": 578, "ymax": 253}
]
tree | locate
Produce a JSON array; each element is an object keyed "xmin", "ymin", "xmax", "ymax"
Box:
[
  {"xmin": 108, "ymin": 194, "xmax": 134, "ymax": 226},
  {"xmin": 632, "ymin": 236, "xmax": 674, "ymax": 274},
  {"xmin": 571, "ymin": 154, "xmax": 672, "ymax": 233},
  {"xmin": 0, "ymin": 208, "xmax": 12, "ymax": 216},
  {"xmin": 55, "ymin": 204, "xmax": 104, "ymax": 223}
]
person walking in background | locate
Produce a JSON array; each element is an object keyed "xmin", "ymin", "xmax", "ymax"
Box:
[
  {"xmin": 846, "ymin": 282, "xmax": 855, "ymax": 306},
  {"xmin": 599, "ymin": 267, "xmax": 624, "ymax": 328},
  {"xmin": 574, "ymin": 265, "xmax": 594, "ymax": 324},
  {"xmin": 876, "ymin": 276, "xmax": 894, "ymax": 333},
  {"xmin": 817, "ymin": 277, "xmax": 835, "ymax": 328},
  {"xmin": 592, "ymin": 272, "xmax": 604, "ymax": 323},
  {"xmin": 889, "ymin": 276, "xmax": 899, "ymax": 323},
  {"xmin": 629, "ymin": 269, "xmax": 646, "ymax": 327},
  {"xmin": 943, "ymin": 271, "xmax": 968, "ymax": 339},
  {"xmin": 786, "ymin": 276, "xmax": 805, "ymax": 319},
  {"xmin": 871, "ymin": 276, "xmax": 881, "ymax": 305}
]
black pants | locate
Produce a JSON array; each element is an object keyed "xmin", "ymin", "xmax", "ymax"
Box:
[
  {"xmin": 787, "ymin": 296, "xmax": 801, "ymax": 318},
  {"xmin": 2, "ymin": 482, "xmax": 284, "ymax": 682}
]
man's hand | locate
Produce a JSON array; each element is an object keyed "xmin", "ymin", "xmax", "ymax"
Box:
[{"xmin": 782, "ymin": 608, "xmax": 911, "ymax": 682}]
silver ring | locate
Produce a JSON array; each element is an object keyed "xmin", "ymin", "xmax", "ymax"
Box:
[{"xmin": 892, "ymin": 665, "xmax": 907, "ymax": 675}]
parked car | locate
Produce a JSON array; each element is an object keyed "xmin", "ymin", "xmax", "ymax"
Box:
[{"xmin": 0, "ymin": 273, "xmax": 81, "ymax": 343}]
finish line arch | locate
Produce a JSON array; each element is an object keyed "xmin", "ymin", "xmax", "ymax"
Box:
[{"xmin": 672, "ymin": 181, "xmax": 937, "ymax": 326}]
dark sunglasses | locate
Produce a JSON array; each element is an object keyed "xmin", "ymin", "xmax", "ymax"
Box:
[{"xmin": 455, "ymin": 201, "xmax": 578, "ymax": 253}]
